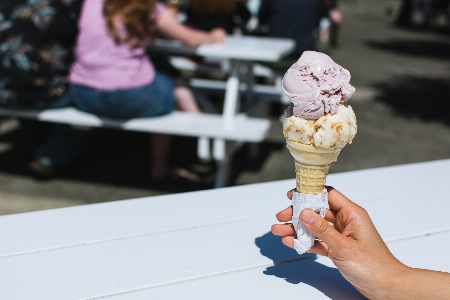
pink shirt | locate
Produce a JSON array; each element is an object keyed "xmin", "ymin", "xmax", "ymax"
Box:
[{"xmin": 69, "ymin": 0, "xmax": 165, "ymax": 90}]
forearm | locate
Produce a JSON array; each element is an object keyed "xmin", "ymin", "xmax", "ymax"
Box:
[
  {"xmin": 379, "ymin": 267, "xmax": 450, "ymax": 300},
  {"xmin": 156, "ymin": 10, "xmax": 217, "ymax": 48},
  {"xmin": 181, "ymin": 29, "xmax": 213, "ymax": 48}
]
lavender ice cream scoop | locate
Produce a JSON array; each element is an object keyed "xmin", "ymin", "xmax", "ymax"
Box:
[{"xmin": 282, "ymin": 51, "xmax": 355, "ymax": 120}]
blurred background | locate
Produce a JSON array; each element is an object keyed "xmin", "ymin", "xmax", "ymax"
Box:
[{"xmin": 0, "ymin": 0, "xmax": 449, "ymax": 215}]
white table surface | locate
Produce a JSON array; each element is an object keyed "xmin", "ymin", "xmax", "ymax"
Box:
[
  {"xmin": 0, "ymin": 159, "xmax": 449, "ymax": 299},
  {"xmin": 152, "ymin": 35, "xmax": 295, "ymax": 62}
]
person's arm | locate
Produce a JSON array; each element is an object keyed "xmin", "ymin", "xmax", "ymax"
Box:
[
  {"xmin": 236, "ymin": 2, "xmax": 251, "ymax": 23},
  {"xmin": 257, "ymin": 0, "xmax": 270, "ymax": 27},
  {"xmin": 390, "ymin": 268, "xmax": 450, "ymax": 300},
  {"xmin": 272, "ymin": 187, "xmax": 450, "ymax": 300},
  {"xmin": 155, "ymin": 10, "xmax": 226, "ymax": 48}
]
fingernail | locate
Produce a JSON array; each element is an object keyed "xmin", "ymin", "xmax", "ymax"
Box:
[{"xmin": 301, "ymin": 209, "xmax": 316, "ymax": 225}]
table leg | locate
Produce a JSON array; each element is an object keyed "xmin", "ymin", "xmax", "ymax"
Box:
[
  {"xmin": 223, "ymin": 60, "xmax": 241, "ymax": 129},
  {"xmin": 197, "ymin": 136, "xmax": 211, "ymax": 162},
  {"xmin": 213, "ymin": 138, "xmax": 227, "ymax": 188},
  {"xmin": 244, "ymin": 61, "xmax": 255, "ymax": 112},
  {"xmin": 212, "ymin": 60, "xmax": 241, "ymax": 187},
  {"xmin": 244, "ymin": 61, "xmax": 261, "ymax": 162}
]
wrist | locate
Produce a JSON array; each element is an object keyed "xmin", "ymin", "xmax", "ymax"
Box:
[{"xmin": 374, "ymin": 262, "xmax": 411, "ymax": 300}]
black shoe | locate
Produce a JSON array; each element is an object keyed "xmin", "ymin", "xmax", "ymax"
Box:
[
  {"xmin": 174, "ymin": 167, "xmax": 216, "ymax": 184},
  {"xmin": 29, "ymin": 157, "xmax": 56, "ymax": 177}
]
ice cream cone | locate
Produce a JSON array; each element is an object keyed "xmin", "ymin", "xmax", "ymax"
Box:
[
  {"xmin": 286, "ymin": 140, "xmax": 342, "ymax": 194},
  {"xmin": 280, "ymin": 51, "xmax": 356, "ymax": 255}
]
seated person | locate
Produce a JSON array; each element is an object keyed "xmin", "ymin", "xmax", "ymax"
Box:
[
  {"xmin": 318, "ymin": 0, "xmax": 342, "ymax": 48},
  {"xmin": 257, "ymin": 0, "xmax": 321, "ymax": 61},
  {"xmin": 185, "ymin": 0, "xmax": 251, "ymax": 34},
  {"xmin": 153, "ymin": 0, "xmax": 201, "ymax": 115},
  {"xmin": 0, "ymin": 0, "xmax": 82, "ymax": 109},
  {"xmin": 0, "ymin": 0, "xmax": 85, "ymax": 173},
  {"xmin": 31, "ymin": 0, "xmax": 225, "ymax": 181},
  {"xmin": 180, "ymin": 0, "xmax": 251, "ymax": 73}
]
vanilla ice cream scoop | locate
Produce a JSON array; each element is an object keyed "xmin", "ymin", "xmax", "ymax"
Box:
[
  {"xmin": 282, "ymin": 51, "xmax": 355, "ymax": 120},
  {"xmin": 283, "ymin": 104, "xmax": 357, "ymax": 149}
]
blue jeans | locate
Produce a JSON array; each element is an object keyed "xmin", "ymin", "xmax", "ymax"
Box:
[
  {"xmin": 37, "ymin": 72, "xmax": 174, "ymax": 167},
  {"xmin": 69, "ymin": 73, "xmax": 174, "ymax": 118}
]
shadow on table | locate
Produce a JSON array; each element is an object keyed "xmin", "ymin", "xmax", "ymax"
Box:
[
  {"xmin": 255, "ymin": 232, "xmax": 364, "ymax": 300},
  {"xmin": 229, "ymin": 141, "xmax": 285, "ymax": 184},
  {"xmin": 366, "ymin": 39, "xmax": 450, "ymax": 60},
  {"xmin": 371, "ymin": 75, "xmax": 450, "ymax": 125}
]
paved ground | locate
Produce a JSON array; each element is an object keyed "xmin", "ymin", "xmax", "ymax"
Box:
[{"xmin": 0, "ymin": 9, "xmax": 449, "ymax": 215}]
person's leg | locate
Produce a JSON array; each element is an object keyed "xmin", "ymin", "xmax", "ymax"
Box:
[
  {"xmin": 329, "ymin": 8, "xmax": 342, "ymax": 46},
  {"xmin": 396, "ymin": 0, "xmax": 414, "ymax": 26},
  {"xmin": 32, "ymin": 125, "xmax": 90, "ymax": 173},
  {"xmin": 173, "ymin": 78, "xmax": 201, "ymax": 113},
  {"xmin": 152, "ymin": 54, "xmax": 201, "ymax": 114},
  {"xmin": 31, "ymin": 86, "xmax": 91, "ymax": 175},
  {"xmin": 423, "ymin": 0, "xmax": 434, "ymax": 27},
  {"xmin": 149, "ymin": 133, "xmax": 171, "ymax": 180},
  {"xmin": 316, "ymin": 17, "xmax": 332, "ymax": 55},
  {"xmin": 71, "ymin": 75, "xmax": 177, "ymax": 181},
  {"xmin": 119, "ymin": 73, "xmax": 176, "ymax": 180},
  {"xmin": 107, "ymin": 73, "xmax": 175, "ymax": 119},
  {"xmin": 143, "ymin": 74, "xmax": 214, "ymax": 181}
]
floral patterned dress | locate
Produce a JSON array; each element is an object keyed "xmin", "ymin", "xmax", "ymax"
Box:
[{"xmin": 0, "ymin": 0, "xmax": 82, "ymax": 108}]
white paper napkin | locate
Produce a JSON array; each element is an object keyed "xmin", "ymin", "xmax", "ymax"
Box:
[{"xmin": 292, "ymin": 189, "xmax": 329, "ymax": 255}]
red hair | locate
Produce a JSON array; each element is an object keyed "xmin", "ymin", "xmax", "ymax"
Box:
[{"xmin": 103, "ymin": 0, "xmax": 156, "ymax": 48}]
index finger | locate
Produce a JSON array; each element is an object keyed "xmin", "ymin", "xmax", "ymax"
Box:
[{"xmin": 287, "ymin": 189, "xmax": 295, "ymax": 200}]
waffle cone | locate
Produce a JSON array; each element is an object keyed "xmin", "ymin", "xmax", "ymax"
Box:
[{"xmin": 286, "ymin": 140, "xmax": 342, "ymax": 194}]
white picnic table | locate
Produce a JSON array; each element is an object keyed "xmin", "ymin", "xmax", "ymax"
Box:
[
  {"xmin": 153, "ymin": 35, "xmax": 295, "ymax": 122},
  {"xmin": 0, "ymin": 159, "xmax": 449, "ymax": 299},
  {"xmin": 152, "ymin": 35, "xmax": 295, "ymax": 187}
]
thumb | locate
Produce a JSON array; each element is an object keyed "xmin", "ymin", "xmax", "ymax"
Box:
[{"xmin": 300, "ymin": 209, "xmax": 344, "ymax": 251}]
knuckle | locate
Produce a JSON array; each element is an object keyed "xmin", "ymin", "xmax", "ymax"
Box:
[
  {"xmin": 360, "ymin": 207, "xmax": 369, "ymax": 217},
  {"xmin": 315, "ymin": 218, "xmax": 329, "ymax": 235},
  {"xmin": 356, "ymin": 206, "xmax": 370, "ymax": 218}
]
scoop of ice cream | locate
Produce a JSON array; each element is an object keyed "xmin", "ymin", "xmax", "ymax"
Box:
[
  {"xmin": 283, "ymin": 104, "xmax": 357, "ymax": 149},
  {"xmin": 282, "ymin": 51, "xmax": 355, "ymax": 120}
]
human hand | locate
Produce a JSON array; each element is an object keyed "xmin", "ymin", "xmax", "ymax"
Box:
[
  {"xmin": 156, "ymin": 11, "xmax": 225, "ymax": 48},
  {"xmin": 329, "ymin": 9, "xmax": 342, "ymax": 24},
  {"xmin": 272, "ymin": 186, "xmax": 407, "ymax": 299},
  {"xmin": 209, "ymin": 28, "xmax": 226, "ymax": 43}
]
